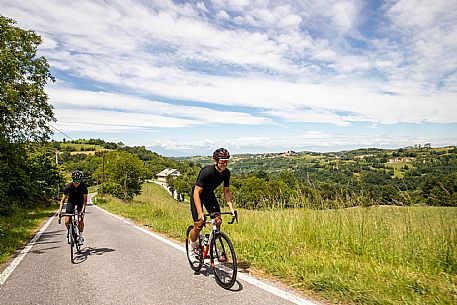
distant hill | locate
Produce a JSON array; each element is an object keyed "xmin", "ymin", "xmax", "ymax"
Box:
[{"xmin": 56, "ymin": 140, "xmax": 457, "ymax": 207}]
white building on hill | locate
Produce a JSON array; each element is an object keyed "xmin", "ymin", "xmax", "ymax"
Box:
[{"xmin": 156, "ymin": 168, "xmax": 181, "ymax": 182}]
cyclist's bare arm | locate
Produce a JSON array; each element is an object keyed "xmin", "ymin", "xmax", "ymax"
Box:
[
  {"xmin": 82, "ymin": 194, "xmax": 88, "ymax": 214},
  {"xmin": 58, "ymin": 194, "xmax": 67, "ymax": 215},
  {"xmin": 223, "ymin": 186, "xmax": 235, "ymax": 215},
  {"xmin": 193, "ymin": 186, "xmax": 205, "ymax": 220}
]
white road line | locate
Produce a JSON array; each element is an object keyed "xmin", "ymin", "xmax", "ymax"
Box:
[
  {"xmin": 92, "ymin": 204, "xmax": 123, "ymax": 220},
  {"xmin": 237, "ymin": 273, "xmax": 318, "ymax": 305},
  {"xmin": 133, "ymin": 225, "xmax": 185, "ymax": 253},
  {"xmin": 0, "ymin": 214, "xmax": 56, "ymax": 286},
  {"xmin": 95, "ymin": 204, "xmax": 320, "ymax": 305}
]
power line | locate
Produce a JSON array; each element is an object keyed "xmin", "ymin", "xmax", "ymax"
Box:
[{"xmin": 48, "ymin": 123, "xmax": 75, "ymax": 141}]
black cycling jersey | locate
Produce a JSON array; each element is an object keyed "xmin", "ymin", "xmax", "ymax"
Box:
[
  {"xmin": 63, "ymin": 182, "xmax": 88, "ymax": 205},
  {"xmin": 190, "ymin": 165, "xmax": 230, "ymax": 221},
  {"xmin": 192, "ymin": 165, "xmax": 230, "ymax": 199}
]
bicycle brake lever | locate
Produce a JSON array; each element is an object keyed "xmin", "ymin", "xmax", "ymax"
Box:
[{"xmin": 228, "ymin": 210, "xmax": 238, "ymax": 224}]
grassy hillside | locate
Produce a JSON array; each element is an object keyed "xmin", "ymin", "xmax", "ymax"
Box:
[
  {"xmin": 59, "ymin": 143, "xmax": 109, "ymax": 155},
  {"xmin": 176, "ymin": 146, "xmax": 457, "ymax": 208},
  {"xmin": 96, "ymin": 183, "xmax": 457, "ymax": 305}
]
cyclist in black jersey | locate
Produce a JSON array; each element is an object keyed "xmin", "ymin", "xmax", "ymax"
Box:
[
  {"xmin": 189, "ymin": 148, "xmax": 235, "ymax": 256},
  {"xmin": 58, "ymin": 170, "xmax": 88, "ymax": 244}
]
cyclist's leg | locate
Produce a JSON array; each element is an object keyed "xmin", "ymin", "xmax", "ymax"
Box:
[
  {"xmin": 64, "ymin": 202, "xmax": 75, "ymax": 229},
  {"xmin": 189, "ymin": 194, "xmax": 203, "ymax": 242},
  {"xmin": 205, "ymin": 194, "xmax": 221, "ymax": 230},
  {"xmin": 205, "ymin": 198, "xmax": 227, "ymax": 262},
  {"xmin": 77, "ymin": 202, "xmax": 84, "ymax": 233}
]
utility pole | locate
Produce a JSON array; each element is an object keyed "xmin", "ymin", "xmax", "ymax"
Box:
[
  {"xmin": 55, "ymin": 149, "xmax": 60, "ymax": 199},
  {"xmin": 102, "ymin": 152, "xmax": 105, "ymax": 194}
]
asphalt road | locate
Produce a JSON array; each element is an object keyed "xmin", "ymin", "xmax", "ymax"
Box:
[{"xmin": 0, "ymin": 198, "xmax": 320, "ymax": 305}]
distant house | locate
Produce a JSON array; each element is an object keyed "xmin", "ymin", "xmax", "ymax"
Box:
[
  {"xmin": 388, "ymin": 157, "xmax": 415, "ymax": 163},
  {"xmin": 156, "ymin": 168, "xmax": 181, "ymax": 182},
  {"xmin": 283, "ymin": 150, "xmax": 298, "ymax": 156}
]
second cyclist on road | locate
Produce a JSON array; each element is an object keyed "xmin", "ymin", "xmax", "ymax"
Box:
[{"xmin": 58, "ymin": 170, "xmax": 88, "ymax": 245}]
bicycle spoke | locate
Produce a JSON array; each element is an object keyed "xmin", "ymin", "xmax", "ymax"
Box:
[
  {"xmin": 211, "ymin": 232, "xmax": 237, "ymax": 289},
  {"xmin": 185, "ymin": 225, "xmax": 203, "ymax": 272}
]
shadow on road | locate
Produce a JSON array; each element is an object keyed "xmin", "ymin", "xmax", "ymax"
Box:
[
  {"xmin": 36, "ymin": 230, "xmax": 63, "ymax": 244},
  {"xmin": 193, "ymin": 264, "xmax": 213, "ymax": 277},
  {"xmin": 30, "ymin": 246, "xmax": 61, "ymax": 254},
  {"xmin": 193, "ymin": 264, "xmax": 243, "ymax": 292},
  {"xmin": 229, "ymin": 280, "xmax": 243, "ymax": 292},
  {"xmin": 73, "ymin": 246, "xmax": 115, "ymax": 264}
]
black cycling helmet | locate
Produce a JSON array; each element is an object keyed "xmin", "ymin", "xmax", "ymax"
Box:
[
  {"xmin": 71, "ymin": 170, "xmax": 83, "ymax": 182},
  {"xmin": 213, "ymin": 148, "xmax": 230, "ymax": 161}
]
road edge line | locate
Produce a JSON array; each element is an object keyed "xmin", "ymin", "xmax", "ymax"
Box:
[
  {"xmin": 93, "ymin": 203, "xmax": 321, "ymax": 305},
  {"xmin": 0, "ymin": 213, "xmax": 56, "ymax": 286}
]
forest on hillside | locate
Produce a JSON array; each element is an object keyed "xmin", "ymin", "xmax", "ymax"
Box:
[{"xmin": 56, "ymin": 139, "xmax": 457, "ymax": 209}]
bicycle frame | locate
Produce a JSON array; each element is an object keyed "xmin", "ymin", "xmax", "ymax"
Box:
[
  {"xmin": 199, "ymin": 217, "xmax": 217, "ymax": 260},
  {"xmin": 59, "ymin": 207, "xmax": 81, "ymax": 263},
  {"xmin": 186, "ymin": 210, "xmax": 238, "ymax": 289},
  {"xmin": 199, "ymin": 211, "xmax": 238, "ymax": 259}
]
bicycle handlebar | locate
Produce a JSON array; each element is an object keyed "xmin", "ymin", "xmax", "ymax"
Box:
[
  {"xmin": 203, "ymin": 210, "xmax": 238, "ymax": 224},
  {"xmin": 228, "ymin": 210, "xmax": 238, "ymax": 224},
  {"xmin": 57, "ymin": 212, "xmax": 80, "ymax": 224}
]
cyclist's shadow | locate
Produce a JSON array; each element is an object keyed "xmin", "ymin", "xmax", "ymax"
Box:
[
  {"xmin": 73, "ymin": 246, "xmax": 115, "ymax": 264},
  {"xmin": 193, "ymin": 264, "xmax": 243, "ymax": 292}
]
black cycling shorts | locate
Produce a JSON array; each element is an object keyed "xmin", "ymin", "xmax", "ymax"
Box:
[
  {"xmin": 65, "ymin": 201, "xmax": 84, "ymax": 214},
  {"xmin": 190, "ymin": 192, "xmax": 220, "ymax": 222}
]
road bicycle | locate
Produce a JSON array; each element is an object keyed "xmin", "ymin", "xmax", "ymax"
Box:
[
  {"xmin": 58, "ymin": 208, "xmax": 82, "ymax": 263},
  {"xmin": 185, "ymin": 211, "xmax": 238, "ymax": 289}
]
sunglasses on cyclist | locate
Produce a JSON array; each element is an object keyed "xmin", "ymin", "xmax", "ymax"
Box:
[{"xmin": 218, "ymin": 160, "xmax": 228, "ymax": 165}]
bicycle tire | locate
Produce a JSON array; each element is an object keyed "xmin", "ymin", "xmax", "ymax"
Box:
[
  {"xmin": 185, "ymin": 225, "xmax": 203, "ymax": 272},
  {"xmin": 70, "ymin": 224, "xmax": 75, "ymax": 263},
  {"xmin": 210, "ymin": 231, "xmax": 237, "ymax": 289},
  {"xmin": 73, "ymin": 221, "xmax": 81, "ymax": 253}
]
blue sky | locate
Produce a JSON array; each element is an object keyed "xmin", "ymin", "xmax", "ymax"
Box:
[{"xmin": 1, "ymin": 0, "xmax": 456, "ymax": 156}]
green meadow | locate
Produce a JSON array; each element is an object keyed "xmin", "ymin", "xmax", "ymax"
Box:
[{"xmin": 96, "ymin": 182, "xmax": 457, "ymax": 305}]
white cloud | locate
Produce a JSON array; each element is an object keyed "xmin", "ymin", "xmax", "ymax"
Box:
[
  {"xmin": 1, "ymin": 0, "xmax": 456, "ymax": 154},
  {"xmin": 146, "ymin": 130, "xmax": 457, "ymax": 155},
  {"xmin": 330, "ymin": 1, "xmax": 359, "ymax": 33},
  {"xmin": 48, "ymin": 86, "xmax": 272, "ymax": 132},
  {"xmin": 264, "ymin": 109, "xmax": 351, "ymax": 126},
  {"xmin": 54, "ymin": 108, "xmax": 194, "ymax": 132},
  {"xmin": 216, "ymin": 10, "xmax": 230, "ymax": 20}
]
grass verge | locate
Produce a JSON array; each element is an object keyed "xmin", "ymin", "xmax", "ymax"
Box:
[
  {"xmin": 96, "ymin": 183, "xmax": 457, "ymax": 305},
  {"xmin": 0, "ymin": 202, "xmax": 58, "ymax": 266}
]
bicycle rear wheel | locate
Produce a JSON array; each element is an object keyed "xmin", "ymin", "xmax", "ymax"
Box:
[
  {"xmin": 185, "ymin": 225, "xmax": 203, "ymax": 272},
  {"xmin": 210, "ymin": 231, "xmax": 237, "ymax": 289}
]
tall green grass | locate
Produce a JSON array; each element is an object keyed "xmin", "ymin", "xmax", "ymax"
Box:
[
  {"xmin": 0, "ymin": 203, "xmax": 58, "ymax": 265},
  {"xmin": 97, "ymin": 183, "xmax": 457, "ymax": 305}
]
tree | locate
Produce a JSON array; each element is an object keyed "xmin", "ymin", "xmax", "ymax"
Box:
[
  {"xmin": 101, "ymin": 151, "xmax": 149, "ymax": 199},
  {"xmin": 0, "ymin": 16, "xmax": 61, "ymax": 213},
  {"xmin": 0, "ymin": 16, "xmax": 55, "ymax": 143},
  {"xmin": 237, "ymin": 177, "xmax": 268, "ymax": 209}
]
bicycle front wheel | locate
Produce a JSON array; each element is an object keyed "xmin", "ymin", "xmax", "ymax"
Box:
[
  {"xmin": 69, "ymin": 225, "xmax": 75, "ymax": 263},
  {"xmin": 185, "ymin": 225, "xmax": 203, "ymax": 272},
  {"xmin": 73, "ymin": 222, "xmax": 81, "ymax": 253},
  {"xmin": 210, "ymin": 231, "xmax": 237, "ymax": 289}
]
